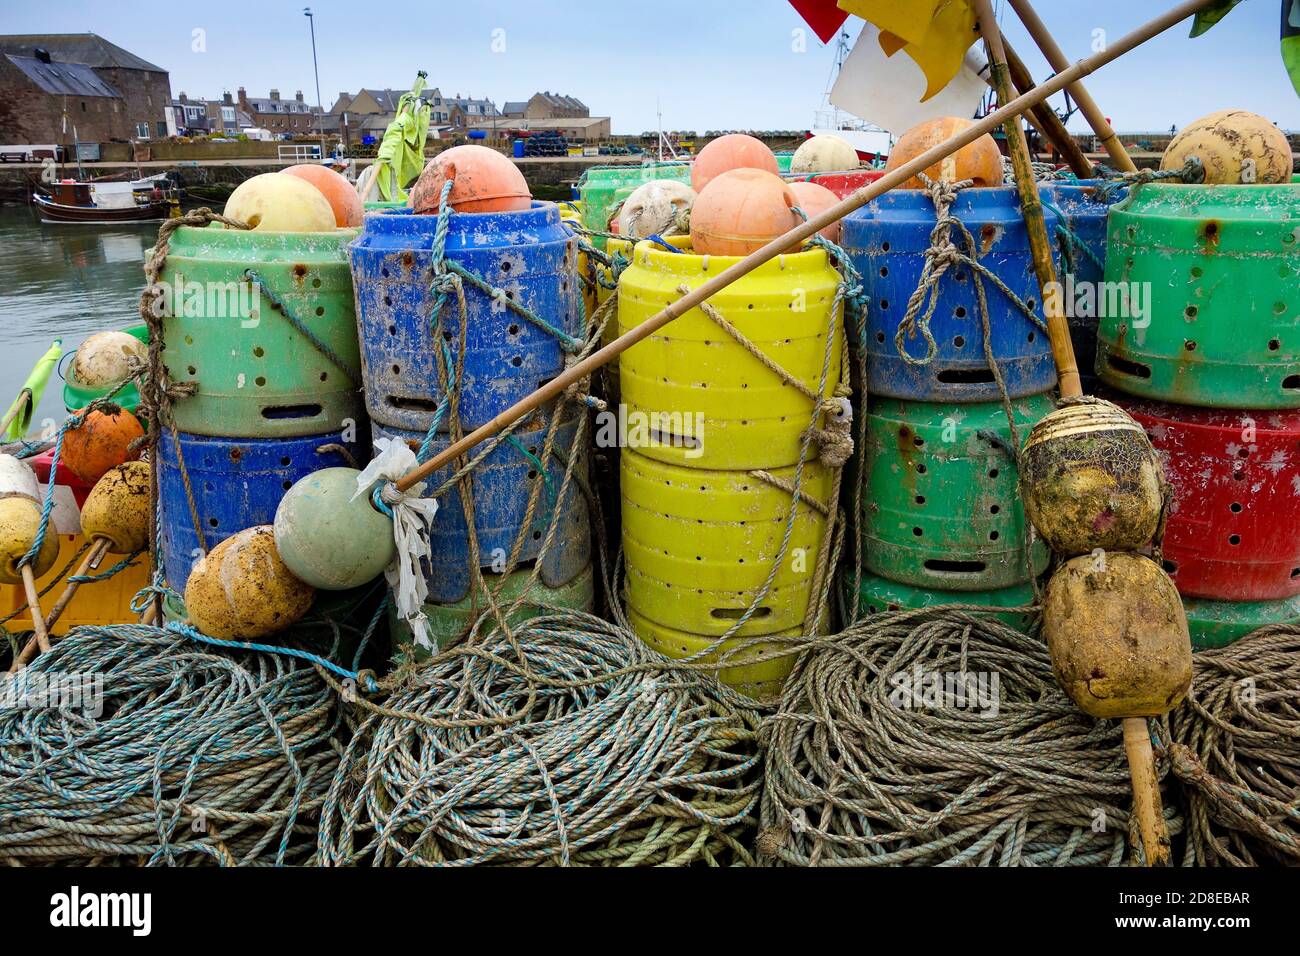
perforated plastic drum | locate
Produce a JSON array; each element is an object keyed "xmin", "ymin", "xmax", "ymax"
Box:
[
  {"xmin": 373, "ymin": 413, "xmax": 590, "ymax": 605},
  {"xmin": 350, "ymin": 203, "xmax": 582, "ymax": 433},
  {"xmin": 1116, "ymin": 396, "xmax": 1300, "ymax": 601},
  {"xmin": 578, "ymin": 163, "xmax": 691, "ymax": 249},
  {"xmin": 785, "ymin": 169, "xmax": 885, "ymax": 198},
  {"xmin": 842, "ymin": 186, "xmax": 1058, "ymax": 402},
  {"xmin": 861, "ymin": 395, "xmax": 1052, "ymax": 590},
  {"xmin": 617, "ymin": 242, "xmax": 844, "ymax": 470},
  {"xmin": 388, "ymin": 564, "xmax": 595, "ymax": 660},
  {"xmin": 1097, "ymin": 183, "xmax": 1300, "ymax": 408},
  {"xmin": 842, "ymin": 568, "xmax": 1039, "ymax": 633},
  {"xmin": 155, "ymin": 224, "xmax": 362, "ymax": 438},
  {"xmin": 157, "ymin": 429, "xmax": 363, "ymax": 590},
  {"xmin": 622, "ymin": 448, "xmax": 832, "ymax": 637},
  {"xmin": 1184, "ymin": 593, "xmax": 1300, "ymax": 650},
  {"xmin": 62, "ymin": 325, "xmax": 148, "ymax": 416}
]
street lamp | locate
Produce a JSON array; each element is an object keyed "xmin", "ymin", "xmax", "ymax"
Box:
[{"xmin": 303, "ymin": 7, "xmax": 325, "ymax": 160}]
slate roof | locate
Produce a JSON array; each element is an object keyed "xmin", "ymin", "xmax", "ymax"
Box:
[
  {"xmin": 4, "ymin": 53, "xmax": 120, "ymax": 97},
  {"xmin": 0, "ymin": 33, "xmax": 165, "ymax": 72}
]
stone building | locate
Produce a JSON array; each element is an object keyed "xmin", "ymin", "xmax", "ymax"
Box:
[
  {"xmin": 0, "ymin": 33, "xmax": 170, "ymax": 142},
  {"xmin": 236, "ymin": 88, "xmax": 321, "ymax": 134},
  {"xmin": 502, "ymin": 92, "xmax": 589, "ymax": 121}
]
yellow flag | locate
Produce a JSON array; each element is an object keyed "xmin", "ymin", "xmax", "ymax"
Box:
[{"xmin": 839, "ymin": 0, "xmax": 980, "ymax": 102}]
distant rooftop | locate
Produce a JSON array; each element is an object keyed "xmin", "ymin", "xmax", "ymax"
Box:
[
  {"xmin": 0, "ymin": 33, "xmax": 165, "ymax": 72},
  {"xmin": 4, "ymin": 53, "xmax": 120, "ymax": 97}
]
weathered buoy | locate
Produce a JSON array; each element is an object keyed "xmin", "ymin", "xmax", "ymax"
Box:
[
  {"xmin": 616, "ymin": 179, "xmax": 695, "ymax": 238},
  {"xmin": 70, "ymin": 330, "xmax": 147, "ymax": 390},
  {"xmin": 787, "ymin": 180, "xmax": 843, "ymax": 242},
  {"xmin": 0, "ymin": 496, "xmax": 60, "ymax": 585},
  {"xmin": 224, "ymin": 172, "xmax": 337, "ymax": 232},
  {"xmin": 691, "ymin": 133, "xmax": 779, "ymax": 192},
  {"xmin": 184, "ymin": 525, "xmax": 315, "ymax": 639},
  {"xmin": 1043, "ymin": 552, "xmax": 1192, "ymax": 719},
  {"xmin": 690, "ymin": 168, "xmax": 799, "ymax": 256},
  {"xmin": 790, "ymin": 134, "xmax": 859, "ymax": 174},
  {"xmin": 81, "ymin": 461, "xmax": 151, "ymax": 554},
  {"xmin": 0, "ymin": 453, "xmax": 40, "ymax": 502},
  {"xmin": 282, "ymin": 163, "xmax": 364, "ymax": 227},
  {"xmin": 273, "ymin": 467, "xmax": 396, "ymax": 590},
  {"xmin": 1020, "ymin": 399, "xmax": 1164, "ymax": 555},
  {"xmin": 61, "ymin": 403, "xmax": 144, "ymax": 485},
  {"xmin": 1162, "ymin": 109, "xmax": 1293, "ymax": 185},
  {"xmin": 884, "ymin": 117, "xmax": 1003, "ymax": 189},
  {"xmin": 409, "ymin": 144, "xmax": 531, "ymax": 214}
]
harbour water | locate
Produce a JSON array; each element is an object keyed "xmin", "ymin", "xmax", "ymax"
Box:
[{"xmin": 0, "ymin": 204, "xmax": 156, "ymax": 433}]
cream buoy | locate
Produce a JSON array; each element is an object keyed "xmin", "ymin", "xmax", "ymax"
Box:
[
  {"xmin": 0, "ymin": 454, "xmax": 61, "ymax": 667},
  {"xmin": 185, "ymin": 526, "xmax": 315, "ymax": 640}
]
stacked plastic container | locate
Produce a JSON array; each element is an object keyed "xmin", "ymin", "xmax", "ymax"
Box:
[
  {"xmin": 1096, "ymin": 183, "xmax": 1300, "ymax": 647},
  {"xmin": 616, "ymin": 239, "xmax": 844, "ymax": 699},
  {"xmin": 841, "ymin": 187, "xmax": 1060, "ymax": 627},
  {"xmin": 154, "ymin": 225, "xmax": 364, "ymax": 596},
  {"xmin": 348, "ymin": 203, "xmax": 593, "ymax": 656}
]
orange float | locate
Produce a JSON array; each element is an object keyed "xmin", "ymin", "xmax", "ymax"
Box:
[
  {"xmin": 787, "ymin": 181, "xmax": 843, "ymax": 243},
  {"xmin": 885, "ymin": 117, "xmax": 1004, "ymax": 189},
  {"xmin": 61, "ymin": 404, "xmax": 144, "ymax": 485},
  {"xmin": 282, "ymin": 164, "xmax": 364, "ymax": 227},
  {"xmin": 691, "ymin": 134, "xmax": 779, "ymax": 193},
  {"xmin": 409, "ymin": 144, "xmax": 532, "ymax": 214},
  {"xmin": 690, "ymin": 169, "xmax": 799, "ymax": 257}
]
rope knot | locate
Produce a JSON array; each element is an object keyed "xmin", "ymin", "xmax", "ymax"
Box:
[{"xmin": 810, "ymin": 396, "xmax": 854, "ymax": 468}]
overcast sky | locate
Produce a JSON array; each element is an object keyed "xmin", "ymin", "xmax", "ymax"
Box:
[{"xmin": 4, "ymin": 0, "xmax": 1297, "ymax": 133}]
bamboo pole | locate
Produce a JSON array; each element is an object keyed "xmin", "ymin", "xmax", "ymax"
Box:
[
  {"xmin": 394, "ymin": 0, "xmax": 1218, "ymax": 491},
  {"xmin": 975, "ymin": 0, "xmax": 1171, "ymax": 867},
  {"xmin": 974, "ymin": 0, "xmax": 1081, "ymax": 398},
  {"xmin": 1001, "ymin": 37, "xmax": 1094, "ymax": 177},
  {"xmin": 18, "ymin": 565, "xmax": 51, "ymax": 659},
  {"xmin": 1009, "ymin": 0, "xmax": 1139, "ymax": 172}
]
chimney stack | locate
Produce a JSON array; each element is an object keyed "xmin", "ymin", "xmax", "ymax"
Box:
[{"xmin": 270, "ymin": 89, "xmax": 280, "ymax": 101}]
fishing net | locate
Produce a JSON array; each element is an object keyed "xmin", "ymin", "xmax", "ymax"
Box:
[
  {"xmin": 317, "ymin": 611, "xmax": 761, "ymax": 866},
  {"xmin": 758, "ymin": 606, "xmax": 1182, "ymax": 866},
  {"xmin": 1165, "ymin": 625, "xmax": 1300, "ymax": 866},
  {"xmin": 0, "ymin": 623, "xmax": 345, "ymax": 866}
]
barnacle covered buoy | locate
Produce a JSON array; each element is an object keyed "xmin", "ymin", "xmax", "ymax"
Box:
[
  {"xmin": 282, "ymin": 163, "xmax": 364, "ymax": 227},
  {"xmin": 61, "ymin": 403, "xmax": 144, "ymax": 485},
  {"xmin": 1020, "ymin": 399, "xmax": 1164, "ymax": 555},
  {"xmin": 409, "ymin": 144, "xmax": 531, "ymax": 215},
  {"xmin": 690, "ymin": 169, "xmax": 799, "ymax": 256},
  {"xmin": 787, "ymin": 180, "xmax": 843, "ymax": 242},
  {"xmin": 70, "ymin": 330, "xmax": 147, "ymax": 390},
  {"xmin": 1161, "ymin": 109, "xmax": 1293, "ymax": 185},
  {"xmin": 1043, "ymin": 552, "xmax": 1192, "ymax": 719},
  {"xmin": 273, "ymin": 467, "xmax": 396, "ymax": 590},
  {"xmin": 184, "ymin": 525, "xmax": 315, "ymax": 639},
  {"xmin": 616, "ymin": 179, "xmax": 695, "ymax": 238},
  {"xmin": 884, "ymin": 117, "xmax": 1003, "ymax": 189},
  {"xmin": 81, "ymin": 461, "xmax": 151, "ymax": 554},
  {"xmin": 691, "ymin": 133, "xmax": 779, "ymax": 192},
  {"xmin": 790, "ymin": 134, "xmax": 859, "ymax": 174},
  {"xmin": 0, "ymin": 454, "xmax": 58, "ymax": 584},
  {"xmin": 224, "ymin": 172, "xmax": 337, "ymax": 232}
]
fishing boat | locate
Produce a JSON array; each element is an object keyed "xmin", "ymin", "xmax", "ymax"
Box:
[{"xmin": 32, "ymin": 173, "xmax": 181, "ymax": 224}]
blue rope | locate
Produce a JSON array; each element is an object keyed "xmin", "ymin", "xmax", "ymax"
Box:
[
  {"xmin": 164, "ymin": 621, "xmax": 380, "ymax": 692},
  {"xmin": 69, "ymin": 551, "xmax": 142, "ymax": 584},
  {"xmin": 17, "ymin": 417, "xmax": 69, "ymax": 570}
]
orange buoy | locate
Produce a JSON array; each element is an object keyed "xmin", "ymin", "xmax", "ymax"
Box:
[
  {"xmin": 691, "ymin": 134, "xmax": 779, "ymax": 193},
  {"xmin": 61, "ymin": 403, "xmax": 144, "ymax": 485},
  {"xmin": 787, "ymin": 181, "xmax": 843, "ymax": 243},
  {"xmin": 690, "ymin": 168, "xmax": 799, "ymax": 257},
  {"xmin": 885, "ymin": 117, "xmax": 1003, "ymax": 189},
  {"xmin": 282, "ymin": 164, "xmax": 364, "ymax": 227},
  {"xmin": 410, "ymin": 144, "xmax": 532, "ymax": 215}
]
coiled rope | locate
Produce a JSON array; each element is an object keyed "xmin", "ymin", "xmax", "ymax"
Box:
[
  {"xmin": 0, "ymin": 623, "xmax": 343, "ymax": 866},
  {"xmin": 1164, "ymin": 625, "xmax": 1300, "ymax": 866},
  {"xmin": 317, "ymin": 612, "xmax": 761, "ymax": 866},
  {"xmin": 758, "ymin": 607, "xmax": 1182, "ymax": 866}
]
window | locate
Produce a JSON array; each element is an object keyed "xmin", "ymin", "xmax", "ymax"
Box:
[
  {"xmin": 136, "ymin": 122, "xmax": 150, "ymax": 138},
  {"xmin": 80, "ymin": 101, "xmax": 86, "ymax": 111},
  {"xmin": 157, "ymin": 121, "xmax": 167, "ymax": 137}
]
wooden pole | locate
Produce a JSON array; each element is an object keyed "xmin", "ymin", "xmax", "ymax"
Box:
[
  {"xmin": 9, "ymin": 537, "xmax": 111, "ymax": 673},
  {"xmin": 394, "ymin": 0, "xmax": 1218, "ymax": 491},
  {"xmin": 1000, "ymin": 37, "xmax": 1094, "ymax": 177},
  {"xmin": 0, "ymin": 389, "xmax": 32, "ymax": 439},
  {"xmin": 977, "ymin": 0, "xmax": 1171, "ymax": 867},
  {"xmin": 18, "ymin": 565, "xmax": 51, "ymax": 660},
  {"xmin": 974, "ymin": 0, "xmax": 1082, "ymax": 398},
  {"xmin": 1008, "ymin": 0, "xmax": 1139, "ymax": 173}
]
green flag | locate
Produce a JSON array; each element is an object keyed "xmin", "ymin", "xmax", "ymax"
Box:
[
  {"xmin": 1190, "ymin": 0, "xmax": 1244, "ymax": 36},
  {"xmin": 3, "ymin": 339, "xmax": 61, "ymax": 441},
  {"xmin": 1284, "ymin": 0, "xmax": 1300, "ymax": 96},
  {"xmin": 371, "ymin": 73, "xmax": 431, "ymax": 203}
]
